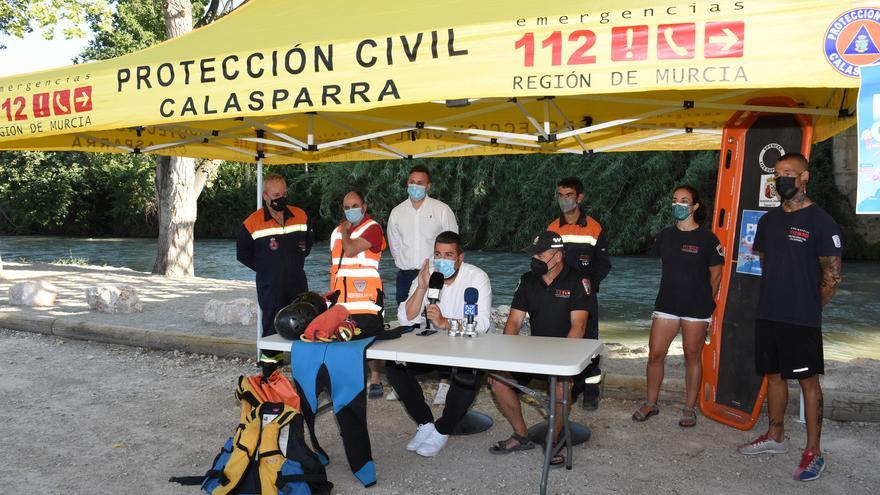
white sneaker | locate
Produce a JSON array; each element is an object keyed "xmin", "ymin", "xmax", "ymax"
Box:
[
  {"xmin": 385, "ymin": 388, "xmax": 398, "ymax": 401},
  {"xmin": 433, "ymin": 382, "xmax": 450, "ymax": 406},
  {"xmin": 737, "ymin": 434, "xmax": 789, "ymax": 455},
  {"xmin": 406, "ymin": 423, "xmax": 436, "ymax": 452},
  {"xmin": 416, "ymin": 426, "xmax": 449, "ymax": 457}
]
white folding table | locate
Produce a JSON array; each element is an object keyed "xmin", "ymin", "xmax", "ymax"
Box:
[{"xmin": 259, "ymin": 331, "xmax": 603, "ymax": 495}]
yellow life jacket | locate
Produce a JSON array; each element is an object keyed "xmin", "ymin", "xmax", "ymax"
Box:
[{"xmin": 202, "ymin": 375, "xmax": 331, "ymax": 495}]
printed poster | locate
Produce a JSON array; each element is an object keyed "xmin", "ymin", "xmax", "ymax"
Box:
[
  {"xmin": 857, "ymin": 63, "xmax": 880, "ymax": 214},
  {"xmin": 736, "ymin": 209, "xmax": 766, "ymax": 276}
]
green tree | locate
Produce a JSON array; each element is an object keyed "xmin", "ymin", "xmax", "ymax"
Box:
[{"xmin": 0, "ymin": 0, "xmax": 110, "ymax": 49}]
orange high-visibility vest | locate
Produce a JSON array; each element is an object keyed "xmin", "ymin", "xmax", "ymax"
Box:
[{"xmin": 329, "ymin": 218, "xmax": 386, "ymax": 315}]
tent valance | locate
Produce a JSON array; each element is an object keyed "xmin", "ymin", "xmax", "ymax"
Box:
[{"xmin": 0, "ymin": 0, "xmax": 869, "ymax": 162}]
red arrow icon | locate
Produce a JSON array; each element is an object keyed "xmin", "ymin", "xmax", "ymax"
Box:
[
  {"xmin": 74, "ymin": 86, "xmax": 93, "ymax": 112},
  {"xmin": 704, "ymin": 21, "xmax": 744, "ymax": 58}
]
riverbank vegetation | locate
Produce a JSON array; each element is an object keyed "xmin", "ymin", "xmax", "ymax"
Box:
[
  {"xmin": 0, "ymin": 1, "xmax": 876, "ymax": 259},
  {"xmin": 1, "ymin": 139, "xmax": 877, "ymax": 259}
]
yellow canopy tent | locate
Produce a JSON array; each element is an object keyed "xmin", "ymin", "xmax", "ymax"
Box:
[
  {"xmin": 0, "ymin": 0, "xmax": 874, "ymax": 444},
  {"xmin": 0, "ymin": 0, "xmax": 868, "ymax": 163}
]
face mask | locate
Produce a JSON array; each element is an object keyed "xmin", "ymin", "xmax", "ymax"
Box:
[
  {"xmin": 672, "ymin": 203, "xmax": 691, "ymax": 221},
  {"xmin": 344, "ymin": 207, "xmax": 364, "ymax": 224},
  {"xmin": 407, "ymin": 184, "xmax": 427, "ymax": 201},
  {"xmin": 558, "ymin": 197, "xmax": 578, "ymax": 213},
  {"xmin": 433, "ymin": 258, "xmax": 456, "ymax": 279},
  {"xmin": 775, "ymin": 176, "xmax": 799, "ymax": 200},
  {"xmin": 269, "ymin": 196, "xmax": 287, "ymax": 212},
  {"xmin": 530, "ymin": 257, "xmax": 549, "ymax": 276}
]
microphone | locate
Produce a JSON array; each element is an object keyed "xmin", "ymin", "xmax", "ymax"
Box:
[
  {"xmin": 463, "ymin": 287, "xmax": 478, "ymax": 326},
  {"xmin": 424, "ymin": 271, "xmax": 445, "ymax": 329},
  {"xmin": 427, "ymin": 272, "xmax": 444, "ymax": 304}
]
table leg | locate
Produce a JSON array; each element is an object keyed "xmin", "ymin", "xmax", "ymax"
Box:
[
  {"xmin": 540, "ymin": 375, "xmax": 556, "ymax": 495},
  {"xmin": 562, "ymin": 376, "xmax": 572, "ymax": 470}
]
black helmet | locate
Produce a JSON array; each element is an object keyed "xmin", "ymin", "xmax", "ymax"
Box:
[
  {"xmin": 292, "ymin": 292, "xmax": 327, "ymax": 315},
  {"xmin": 274, "ymin": 302, "xmax": 320, "ymax": 340}
]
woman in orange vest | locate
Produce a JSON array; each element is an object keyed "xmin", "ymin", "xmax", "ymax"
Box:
[{"xmin": 329, "ymin": 191, "xmax": 387, "ymax": 398}]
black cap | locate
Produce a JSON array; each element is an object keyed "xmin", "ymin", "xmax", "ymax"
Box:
[{"xmin": 523, "ymin": 231, "xmax": 564, "ymax": 255}]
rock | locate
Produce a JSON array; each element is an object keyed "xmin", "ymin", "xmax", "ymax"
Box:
[
  {"xmin": 489, "ymin": 305, "xmax": 531, "ymax": 335},
  {"xmin": 9, "ymin": 281, "xmax": 58, "ymax": 306},
  {"xmin": 203, "ymin": 298, "xmax": 257, "ymax": 326},
  {"xmin": 84, "ymin": 285, "xmax": 143, "ymax": 313},
  {"xmin": 489, "ymin": 305, "xmax": 510, "ymax": 334}
]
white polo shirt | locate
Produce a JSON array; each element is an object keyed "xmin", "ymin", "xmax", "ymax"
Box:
[
  {"xmin": 387, "ymin": 196, "xmax": 459, "ymax": 271},
  {"xmin": 397, "ymin": 262, "xmax": 493, "ymax": 333}
]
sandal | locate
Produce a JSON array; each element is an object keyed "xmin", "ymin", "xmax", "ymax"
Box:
[
  {"xmin": 489, "ymin": 433, "xmax": 536, "ymax": 454},
  {"xmin": 678, "ymin": 406, "xmax": 697, "ymax": 428},
  {"xmin": 548, "ymin": 439, "xmax": 567, "ymax": 469},
  {"xmin": 632, "ymin": 402, "xmax": 659, "ymax": 422}
]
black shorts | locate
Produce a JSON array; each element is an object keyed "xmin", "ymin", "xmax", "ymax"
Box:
[{"xmin": 755, "ymin": 319, "xmax": 824, "ymax": 379}]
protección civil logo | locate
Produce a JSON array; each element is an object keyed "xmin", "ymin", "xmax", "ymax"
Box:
[{"xmin": 824, "ymin": 8, "xmax": 880, "ymax": 77}]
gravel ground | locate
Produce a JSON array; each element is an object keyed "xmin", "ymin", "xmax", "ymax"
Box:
[{"xmin": 1, "ymin": 328, "xmax": 877, "ymax": 495}]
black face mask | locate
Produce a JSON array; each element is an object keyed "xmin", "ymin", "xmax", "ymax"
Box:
[
  {"xmin": 530, "ymin": 257, "xmax": 549, "ymax": 276},
  {"xmin": 775, "ymin": 177, "xmax": 799, "ymax": 200},
  {"xmin": 269, "ymin": 196, "xmax": 288, "ymax": 212}
]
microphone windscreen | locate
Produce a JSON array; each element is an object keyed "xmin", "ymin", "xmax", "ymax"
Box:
[
  {"xmin": 428, "ymin": 271, "xmax": 445, "ymax": 290},
  {"xmin": 464, "ymin": 287, "xmax": 479, "ymax": 304}
]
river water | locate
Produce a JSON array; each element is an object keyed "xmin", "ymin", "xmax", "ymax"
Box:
[{"xmin": 1, "ymin": 236, "xmax": 878, "ymax": 360}]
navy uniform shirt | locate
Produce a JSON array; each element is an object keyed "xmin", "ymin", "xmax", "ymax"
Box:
[
  {"xmin": 236, "ymin": 205, "xmax": 315, "ymax": 301},
  {"xmin": 650, "ymin": 226, "xmax": 724, "ymax": 319},
  {"xmin": 753, "ymin": 204, "xmax": 842, "ymax": 328},
  {"xmin": 511, "ymin": 266, "xmax": 594, "ymax": 338}
]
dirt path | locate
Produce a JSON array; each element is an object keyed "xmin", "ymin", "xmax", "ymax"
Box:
[{"xmin": 0, "ymin": 329, "xmax": 876, "ymax": 495}]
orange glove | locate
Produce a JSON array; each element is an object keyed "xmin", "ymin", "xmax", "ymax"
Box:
[{"xmin": 301, "ymin": 305, "xmax": 350, "ymax": 342}]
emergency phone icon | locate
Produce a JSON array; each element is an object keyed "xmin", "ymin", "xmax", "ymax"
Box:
[{"xmin": 657, "ymin": 23, "xmax": 695, "ymax": 59}]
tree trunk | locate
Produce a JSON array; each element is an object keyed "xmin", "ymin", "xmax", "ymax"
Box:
[
  {"xmin": 153, "ymin": 0, "xmax": 196, "ymax": 277},
  {"xmin": 153, "ymin": 156, "xmax": 197, "ymax": 277},
  {"xmin": 163, "ymin": 0, "xmax": 192, "ymax": 38}
]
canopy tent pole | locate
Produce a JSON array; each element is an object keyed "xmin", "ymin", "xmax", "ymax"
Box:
[{"xmin": 255, "ymin": 156, "xmax": 263, "ymax": 360}]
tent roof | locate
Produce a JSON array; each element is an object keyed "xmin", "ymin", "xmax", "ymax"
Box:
[{"xmin": 0, "ymin": 0, "xmax": 867, "ymax": 163}]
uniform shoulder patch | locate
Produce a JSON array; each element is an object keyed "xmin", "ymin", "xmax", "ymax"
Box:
[
  {"xmin": 581, "ymin": 278, "xmax": 591, "ymax": 295},
  {"xmin": 716, "ymin": 244, "xmax": 724, "ymax": 257},
  {"xmin": 832, "ymin": 235, "xmax": 841, "ymax": 248}
]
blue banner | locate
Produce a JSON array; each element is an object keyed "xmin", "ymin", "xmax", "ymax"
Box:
[
  {"xmin": 736, "ymin": 210, "xmax": 766, "ymax": 276},
  {"xmin": 857, "ymin": 64, "xmax": 880, "ymax": 214}
]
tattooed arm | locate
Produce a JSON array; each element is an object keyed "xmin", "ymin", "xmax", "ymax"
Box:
[{"xmin": 819, "ymin": 256, "xmax": 842, "ymax": 306}]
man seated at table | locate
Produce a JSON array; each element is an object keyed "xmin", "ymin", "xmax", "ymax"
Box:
[
  {"xmin": 389, "ymin": 231, "xmax": 493, "ymax": 457},
  {"xmin": 489, "ymin": 231, "xmax": 592, "ymax": 467}
]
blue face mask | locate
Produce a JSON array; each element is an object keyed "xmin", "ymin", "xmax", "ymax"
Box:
[
  {"xmin": 433, "ymin": 258, "xmax": 456, "ymax": 279},
  {"xmin": 344, "ymin": 207, "xmax": 364, "ymax": 224},
  {"xmin": 672, "ymin": 203, "xmax": 691, "ymax": 221},
  {"xmin": 407, "ymin": 184, "xmax": 427, "ymax": 201}
]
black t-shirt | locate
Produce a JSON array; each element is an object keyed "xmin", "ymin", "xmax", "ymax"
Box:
[
  {"xmin": 510, "ymin": 266, "xmax": 594, "ymax": 338},
  {"xmin": 753, "ymin": 204, "xmax": 842, "ymax": 327},
  {"xmin": 650, "ymin": 226, "xmax": 724, "ymax": 319}
]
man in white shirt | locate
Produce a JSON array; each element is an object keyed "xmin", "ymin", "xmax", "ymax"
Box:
[
  {"xmin": 388, "ymin": 231, "xmax": 492, "ymax": 458},
  {"xmin": 386, "ymin": 164, "xmax": 459, "ymax": 403},
  {"xmin": 388, "ymin": 165, "xmax": 459, "ymax": 304}
]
